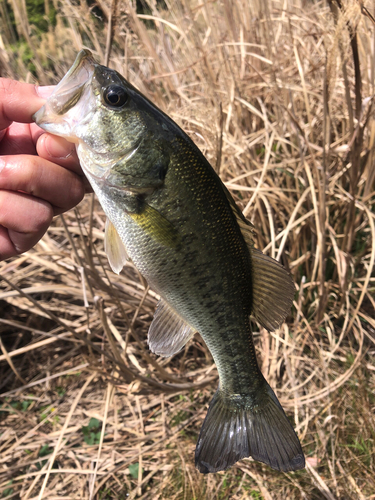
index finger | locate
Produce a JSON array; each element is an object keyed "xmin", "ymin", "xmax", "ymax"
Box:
[{"xmin": 0, "ymin": 79, "xmax": 54, "ymax": 130}]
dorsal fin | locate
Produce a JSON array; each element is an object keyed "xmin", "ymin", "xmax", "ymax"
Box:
[
  {"xmin": 250, "ymin": 248, "xmax": 295, "ymax": 331},
  {"xmin": 148, "ymin": 299, "xmax": 196, "ymax": 357},
  {"xmin": 223, "ymin": 185, "xmax": 255, "ymax": 230},
  {"xmin": 224, "ymin": 187, "xmax": 295, "ymax": 331},
  {"xmin": 104, "ymin": 218, "xmax": 129, "ymax": 274}
]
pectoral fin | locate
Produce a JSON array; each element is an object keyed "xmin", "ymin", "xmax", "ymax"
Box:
[
  {"xmin": 148, "ymin": 299, "xmax": 196, "ymax": 357},
  {"xmin": 104, "ymin": 218, "xmax": 129, "ymax": 274},
  {"xmin": 129, "ymin": 202, "xmax": 179, "ymax": 248}
]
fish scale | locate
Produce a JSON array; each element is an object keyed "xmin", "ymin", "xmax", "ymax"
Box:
[{"xmin": 34, "ymin": 49, "xmax": 305, "ymax": 474}]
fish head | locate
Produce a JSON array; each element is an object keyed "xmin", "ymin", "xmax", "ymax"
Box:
[{"xmin": 34, "ymin": 49, "xmax": 171, "ymax": 191}]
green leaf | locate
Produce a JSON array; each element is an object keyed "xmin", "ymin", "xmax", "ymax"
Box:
[
  {"xmin": 129, "ymin": 462, "xmax": 143, "ymax": 479},
  {"xmin": 38, "ymin": 445, "xmax": 53, "ymax": 457},
  {"xmin": 56, "ymin": 387, "xmax": 66, "ymax": 397},
  {"xmin": 82, "ymin": 418, "xmax": 102, "ymax": 445},
  {"xmin": 21, "ymin": 400, "xmax": 32, "ymax": 411},
  {"xmin": 88, "ymin": 417, "xmax": 101, "ymax": 429},
  {"xmin": 2, "ymin": 480, "xmax": 14, "ymax": 498}
]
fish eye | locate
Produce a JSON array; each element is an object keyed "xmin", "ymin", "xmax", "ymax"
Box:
[{"xmin": 103, "ymin": 85, "xmax": 128, "ymax": 108}]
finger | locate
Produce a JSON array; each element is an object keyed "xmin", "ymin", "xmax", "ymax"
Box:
[
  {"xmin": 0, "ymin": 79, "xmax": 54, "ymax": 130},
  {"xmin": 0, "ymin": 190, "xmax": 53, "ymax": 260},
  {"xmin": 0, "ymin": 121, "xmax": 60, "ymax": 155},
  {"xmin": 0, "ymin": 154, "xmax": 85, "ymax": 214},
  {"xmin": 36, "ymin": 134, "xmax": 93, "ymax": 193},
  {"xmin": 36, "ymin": 133, "xmax": 80, "ymax": 173},
  {"xmin": 0, "ymin": 123, "xmax": 37, "ymax": 155}
]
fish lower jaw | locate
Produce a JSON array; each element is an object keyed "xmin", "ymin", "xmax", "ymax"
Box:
[
  {"xmin": 104, "ymin": 184, "xmax": 157, "ymax": 195},
  {"xmin": 35, "ymin": 118, "xmax": 75, "ymax": 140},
  {"xmin": 85, "ymin": 169, "xmax": 157, "ymax": 196},
  {"xmin": 77, "ymin": 138, "xmax": 144, "ymax": 182}
]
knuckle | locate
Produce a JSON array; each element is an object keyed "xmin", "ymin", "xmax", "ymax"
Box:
[
  {"xmin": 70, "ymin": 176, "xmax": 85, "ymax": 205},
  {"xmin": 61, "ymin": 173, "xmax": 85, "ymax": 211},
  {"xmin": 0, "ymin": 78, "xmax": 20, "ymax": 97},
  {"xmin": 0, "ymin": 190, "xmax": 6, "ymax": 216},
  {"xmin": 0, "ymin": 79, "xmax": 21, "ymax": 120},
  {"xmin": 33, "ymin": 201, "xmax": 53, "ymax": 233},
  {"xmin": 28, "ymin": 157, "xmax": 43, "ymax": 195}
]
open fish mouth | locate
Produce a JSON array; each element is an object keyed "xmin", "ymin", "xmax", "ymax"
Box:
[{"xmin": 33, "ymin": 50, "xmax": 96, "ymax": 139}]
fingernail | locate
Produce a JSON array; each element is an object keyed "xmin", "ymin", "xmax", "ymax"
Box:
[
  {"xmin": 36, "ymin": 85, "xmax": 55, "ymax": 98},
  {"xmin": 44, "ymin": 135, "xmax": 75, "ymax": 159}
]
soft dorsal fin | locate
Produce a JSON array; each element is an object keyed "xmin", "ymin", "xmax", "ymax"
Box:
[
  {"xmin": 148, "ymin": 299, "xmax": 196, "ymax": 357},
  {"xmin": 104, "ymin": 218, "xmax": 129, "ymax": 274},
  {"xmin": 223, "ymin": 184, "xmax": 256, "ymax": 245},
  {"xmin": 250, "ymin": 248, "xmax": 295, "ymax": 331},
  {"xmin": 224, "ymin": 187, "xmax": 295, "ymax": 331}
]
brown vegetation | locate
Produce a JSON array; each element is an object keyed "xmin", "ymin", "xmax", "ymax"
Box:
[{"xmin": 0, "ymin": 0, "xmax": 375, "ymax": 498}]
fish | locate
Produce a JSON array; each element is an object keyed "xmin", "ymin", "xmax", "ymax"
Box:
[{"xmin": 34, "ymin": 49, "xmax": 305, "ymax": 474}]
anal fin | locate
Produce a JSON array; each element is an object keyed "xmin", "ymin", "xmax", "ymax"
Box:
[
  {"xmin": 148, "ymin": 299, "xmax": 196, "ymax": 357},
  {"xmin": 104, "ymin": 218, "xmax": 129, "ymax": 274}
]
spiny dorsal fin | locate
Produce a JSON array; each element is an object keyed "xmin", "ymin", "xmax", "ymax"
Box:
[
  {"xmin": 224, "ymin": 186, "xmax": 295, "ymax": 331},
  {"xmin": 104, "ymin": 218, "xmax": 129, "ymax": 274},
  {"xmin": 148, "ymin": 299, "xmax": 196, "ymax": 357},
  {"xmin": 223, "ymin": 185, "xmax": 256, "ymax": 231}
]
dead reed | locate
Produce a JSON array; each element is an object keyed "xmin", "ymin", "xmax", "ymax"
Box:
[{"xmin": 1, "ymin": 0, "xmax": 375, "ymax": 498}]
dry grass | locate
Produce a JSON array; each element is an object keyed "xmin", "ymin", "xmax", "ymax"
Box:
[{"xmin": 1, "ymin": 0, "xmax": 375, "ymax": 498}]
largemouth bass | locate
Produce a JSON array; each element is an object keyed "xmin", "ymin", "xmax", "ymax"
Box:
[{"xmin": 34, "ymin": 50, "xmax": 305, "ymax": 473}]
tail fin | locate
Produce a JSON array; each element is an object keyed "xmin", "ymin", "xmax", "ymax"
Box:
[{"xmin": 195, "ymin": 385, "xmax": 305, "ymax": 473}]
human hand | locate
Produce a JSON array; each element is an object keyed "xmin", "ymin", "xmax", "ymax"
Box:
[{"xmin": 0, "ymin": 78, "xmax": 89, "ymax": 261}]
